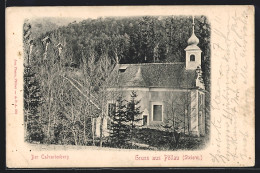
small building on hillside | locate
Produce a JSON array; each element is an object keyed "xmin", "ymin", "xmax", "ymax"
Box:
[{"xmin": 95, "ymin": 18, "xmax": 207, "ymax": 137}]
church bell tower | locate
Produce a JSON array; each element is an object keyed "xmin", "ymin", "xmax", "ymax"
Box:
[{"xmin": 185, "ymin": 16, "xmax": 202, "ymax": 70}]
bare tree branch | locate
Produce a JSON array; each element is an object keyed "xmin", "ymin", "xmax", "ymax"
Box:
[{"xmin": 61, "ymin": 75, "xmax": 101, "ymax": 110}]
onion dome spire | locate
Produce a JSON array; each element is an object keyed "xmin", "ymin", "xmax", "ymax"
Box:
[{"xmin": 187, "ymin": 16, "xmax": 199, "ymax": 46}]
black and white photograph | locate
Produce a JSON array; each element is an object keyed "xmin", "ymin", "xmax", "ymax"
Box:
[
  {"xmin": 6, "ymin": 6, "xmax": 254, "ymax": 167},
  {"xmin": 23, "ymin": 15, "xmax": 211, "ymax": 150}
]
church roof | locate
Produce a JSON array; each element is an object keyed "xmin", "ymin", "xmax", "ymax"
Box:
[
  {"xmin": 107, "ymin": 63, "xmax": 198, "ymax": 89},
  {"xmin": 186, "ymin": 16, "xmax": 201, "ymax": 51},
  {"xmin": 187, "ymin": 32, "xmax": 199, "ymax": 46}
]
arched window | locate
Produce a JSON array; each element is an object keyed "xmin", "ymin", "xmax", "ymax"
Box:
[{"xmin": 190, "ymin": 54, "xmax": 195, "ymax": 61}]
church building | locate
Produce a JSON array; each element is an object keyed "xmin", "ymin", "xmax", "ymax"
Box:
[{"xmin": 96, "ymin": 17, "xmax": 206, "ymax": 137}]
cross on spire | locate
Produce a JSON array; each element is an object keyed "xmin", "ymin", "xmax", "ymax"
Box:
[{"xmin": 192, "ymin": 16, "xmax": 195, "ymax": 34}]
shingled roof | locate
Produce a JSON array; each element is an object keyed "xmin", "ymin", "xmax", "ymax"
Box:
[{"xmin": 107, "ymin": 63, "xmax": 198, "ymax": 89}]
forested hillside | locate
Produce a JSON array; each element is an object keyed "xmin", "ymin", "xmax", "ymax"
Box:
[
  {"xmin": 23, "ymin": 16, "xmax": 210, "ymax": 148},
  {"xmin": 27, "ymin": 17, "xmax": 84, "ymax": 39},
  {"xmin": 28, "ymin": 16, "xmax": 210, "ymax": 90}
]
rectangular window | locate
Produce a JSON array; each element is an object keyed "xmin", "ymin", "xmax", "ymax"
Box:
[
  {"xmin": 107, "ymin": 118, "xmax": 111, "ymax": 129},
  {"xmin": 107, "ymin": 103, "xmax": 116, "ymax": 129},
  {"xmin": 143, "ymin": 115, "xmax": 148, "ymax": 126},
  {"xmin": 198, "ymin": 110, "xmax": 203, "ymax": 128},
  {"xmin": 199, "ymin": 93, "xmax": 204, "ymax": 106},
  {"xmin": 108, "ymin": 103, "xmax": 116, "ymax": 117},
  {"xmin": 153, "ymin": 105, "xmax": 162, "ymax": 121}
]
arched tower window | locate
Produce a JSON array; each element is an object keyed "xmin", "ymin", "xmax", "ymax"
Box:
[{"xmin": 190, "ymin": 54, "xmax": 195, "ymax": 61}]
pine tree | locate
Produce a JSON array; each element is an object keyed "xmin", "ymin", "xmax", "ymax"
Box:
[
  {"xmin": 126, "ymin": 91, "xmax": 143, "ymax": 140},
  {"xmin": 24, "ymin": 66, "xmax": 44, "ymax": 142},
  {"xmin": 109, "ymin": 96, "xmax": 130, "ymax": 148}
]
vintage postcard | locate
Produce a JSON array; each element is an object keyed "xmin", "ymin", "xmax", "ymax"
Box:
[{"xmin": 6, "ymin": 6, "xmax": 255, "ymax": 168}]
